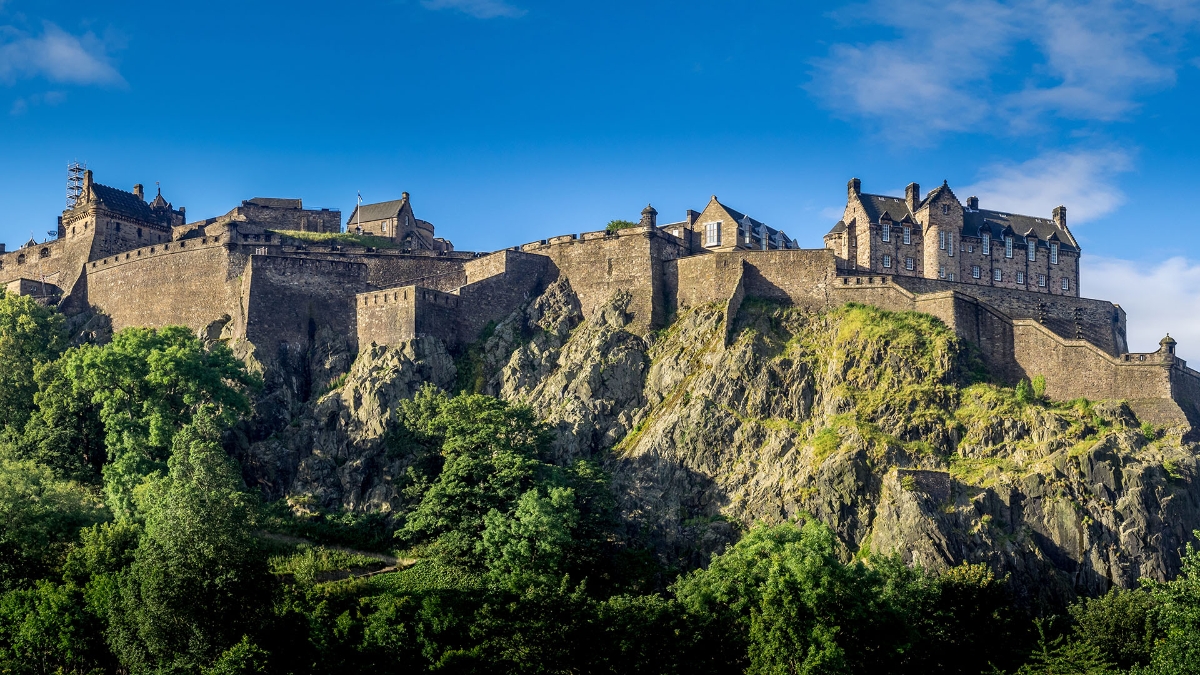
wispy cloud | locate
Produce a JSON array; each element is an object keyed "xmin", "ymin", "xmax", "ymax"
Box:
[
  {"xmin": 0, "ymin": 22, "xmax": 123, "ymax": 86},
  {"xmin": 1084, "ymin": 256, "xmax": 1200, "ymax": 359},
  {"xmin": 960, "ymin": 148, "xmax": 1133, "ymax": 223},
  {"xmin": 421, "ymin": 0, "xmax": 526, "ymax": 18},
  {"xmin": 809, "ymin": 0, "xmax": 1200, "ymax": 141}
]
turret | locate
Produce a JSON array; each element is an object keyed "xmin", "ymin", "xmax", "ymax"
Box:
[
  {"xmin": 848, "ymin": 177, "xmax": 861, "ymax": 198},
  {"xmin": 639, "ymin": 204, "xmax": 658, "ymax": 228}
]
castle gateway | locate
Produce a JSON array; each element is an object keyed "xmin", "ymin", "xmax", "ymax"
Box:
[{"xmin": 2, "ymin": 170, "xmax": 1196, "ymax": 431}]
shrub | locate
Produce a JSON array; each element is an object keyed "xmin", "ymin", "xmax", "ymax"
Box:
[{"xmin": 605, "ymin": 220, "xmax": 638, "ymax": 233}]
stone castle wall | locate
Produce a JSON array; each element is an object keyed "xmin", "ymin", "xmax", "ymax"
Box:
[
  {"xmin": 245, "ymin": 255, "xmax": 369, "ymax": 358},
  {"xmin": 357, "ymin": 286, "xmax": 460, "ymax": 348}
]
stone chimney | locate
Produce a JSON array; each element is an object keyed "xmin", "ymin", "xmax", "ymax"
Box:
[
  {"xmin": 905, "ymin": 182, "xmax": 920, "ymax": 211},
  {"xmin": 401, "ymin": 191, "xmax": 410, "ymax": 201},
  {"xmin": 967, "ymin": 196, "xmax": 979, "ymax": 210},
  {"xmin": 686, "ymin": 209, "xmax": 700, "ymax": 227},
  {"xmin": 639, "ymin": 204, "xmax": 658, "ymax": 228},
  {"xmin": 133, "ymin": 184, "xmax": 144, "ymax": 201},
  {"xmin": 57, "ymin": 216, "xmax": 65, "ymax": 238},
  {"xmin": 848, "ymin": 177, "xmax": 861, "ymax": 197},
  {"xmin": 1052, "ymin": 205, "xmax": 1067, "ymax": 229},
  {"xmin": 83, "ymin": 169, "xmax": 93, "ymax": 202}
]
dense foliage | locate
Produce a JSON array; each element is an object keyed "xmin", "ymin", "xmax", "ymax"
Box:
[{"xmin": 0, "ymin": 295, "xmax": 1198, "ymax": 674}]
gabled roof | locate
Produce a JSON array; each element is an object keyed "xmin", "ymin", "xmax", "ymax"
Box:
[
  {"xmin": 348, "ymin": 198, "xmax": 408, "ymax": 224},
  {"xmin": 826, "ymin": 220, "xmax": 847, "ymax": 235},
  {"xmin": 90, "ymin": 183, "xmax": 157, "ymax": 221}
]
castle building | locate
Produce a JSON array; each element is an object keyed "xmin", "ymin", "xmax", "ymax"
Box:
[
  {"xmin": 824, "ymin": 178, "xmax": 1080, "ymax": 296},
  {"xmin": 659, "ymin": 195, "xmax": 799, "ymax": 253},
  {"xmin": 346, "ymin": 193, "xmax": 454, "ymax": 252},
  {"xmin": 0, "ymin": 168, "xmax": 1195, "ymax": 433}
]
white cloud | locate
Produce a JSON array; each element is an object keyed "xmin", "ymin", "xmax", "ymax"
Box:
[
  {"xmin": 960, "ymin": 148, "xmax": 1132, "ymax": 224},
  {"xmin": 1084, "ymin": 256, "xmax": 1200, "ymax": 360},
  {"xmin": 421, "ymin": 0, "xmax": 526, "ymax": 18},
  {"xmin": 10, "ymin": 89, "xmax": 66, "ymax": 115},
  {"xmin": 0, "ymin": 22, "xmax": 123, "ymax": 86},
  {"xmin": 810, "ymin": 0, "xmax": 1200, "ymax": 140}
]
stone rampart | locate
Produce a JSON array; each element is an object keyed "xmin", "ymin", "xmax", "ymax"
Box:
[
  {"xmin": 86, "ymin": 237, "xmax": 246, "ymax": 334},
  {"xmin": 457, "ymin": 250, "xmax": 549, "ymax": 339}
]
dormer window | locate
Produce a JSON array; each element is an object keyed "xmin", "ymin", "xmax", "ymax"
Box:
[
  {"xmin": 1027, "ymin": 240, "xmax": 1036, "ymax": 261},
  {"xmin": 705, "ymin": 222, "xmax": 721, "ymax": 246},
  {"xmin": 1005, "ymin": 235, "xmax": 1013, "ymax": 258},
  {"xmin": 982, "ymin": 232, "xmax": 990, "ymax": 254},
  {"xmin": 1050, "ymin": 242, "xmax": 1059, "ymax": 264},
  {"xmin": 881, "ymin": 222, "xmax": 890, "ymax": 242},
  {"xmin": 902, "ymin": 226, "xmax": 911, "ymax": 244}
]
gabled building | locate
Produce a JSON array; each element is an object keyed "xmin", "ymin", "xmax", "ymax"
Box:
[
  {"xmin": 824, "ymin": 178, "xmax": 1080, "ymax": 296},
  {"xmin": 658, "ymin": 195, "xmax": 798, "ymax": 254},
  {"xmin": 346, "ymin": 192, "xmax": 453, "ymax": 252}
]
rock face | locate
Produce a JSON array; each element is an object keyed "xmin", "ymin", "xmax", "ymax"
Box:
[{"xmin": 246, "ymin": 283, "xmax": 1200, "ymax": 603}]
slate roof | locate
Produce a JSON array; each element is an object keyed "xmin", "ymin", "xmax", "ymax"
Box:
[
  {"xmin": 90, "ymin": 183, "xmax": 157, "ymax": 221},
  {"xmin": 964, "ymin": 210, "xmax": 1077, "ymax": 249},
  {"xmin": 826, "ymin": 220, "xmax": 847, "ymax": 235},
  {"xmin": 245, "ymin": 197, "xmax": 302, "ymax": 209},
  {"xmin": 859, "ymin": 194, "xmax": 915, "ymax": 223},
  {"xmin": 348, "ymin": 198, "xmax": 406, "ymax": 224}
]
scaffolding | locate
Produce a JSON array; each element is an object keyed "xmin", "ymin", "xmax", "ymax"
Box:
[{"xmin": 66, "ymin": 161, "xmax": 86, "ymax": 209}]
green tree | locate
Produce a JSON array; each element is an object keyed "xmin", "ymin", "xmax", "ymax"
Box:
[
  {"xmin": 1138, "ymin": 535, "xmax": 1200, "ymax": 674},
  {"xmin": 16, "ymin": 358, "xmax": 107, "ymax": 483},
  {"xmin": 1016, "ymin": 622, "xmax": 1118, "ymax": 675},
  {"xmin": 43, "ymin": 326, "xmax": 257, "ymax": 516},
  {"xmin": 0, "ymin": 456, "xmax": 105, "ymax": 590},
  {"xmin": 396, "ymin": 386, "xmax": 550, "ymax": 565},
  {"xmin": 0, "ymin": 580, "xmax": 112, "ymax": 675},
  {"xmin": 0, "ymin": 291, "xmax": 66, "ymax": 434},
  {"xmin": 482, "ymin": 487, "xmax": 578, "ymax": 589},
  {"xmin": 672, "ymin": 519, "xmax": 916, "ymax": 675},
  {"xmin": 106, "ymin": 412, "xmax": 272, "ymax": 674},
  {"xmin": 1068, "ymin": 587, "xmax": 1157, "ymax": 670},
  {"xmin": 605, "ymin": 219, "xmax": 639, "ymax": 233}
]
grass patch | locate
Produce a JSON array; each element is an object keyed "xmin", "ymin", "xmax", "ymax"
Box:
[
  {"xmin": 367, "ymin": 558, "xmax": 482, "ymax": 594},
  {"xmin": 949, "ymin": 456, "xmax": 1017, "ymax": 487},
  {"xmin": 271, "ymin": 229, "xmax": 407, "ymax": 250},
  {"xmin": 270, "ymin": 544, "xmax": 386, "ymax": 585}
]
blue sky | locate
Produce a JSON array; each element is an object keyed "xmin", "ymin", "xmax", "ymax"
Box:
[{"xmin": 3, "ymin": 0, "xmax": 1200, "ymax": 354}]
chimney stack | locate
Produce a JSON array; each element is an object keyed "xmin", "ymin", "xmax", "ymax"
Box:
[
  {"xmin": 401, "ymin": 191, "xmax": 410, "ymax": 201},
  {"xmin": 83, "ymin": 170, "xmax": 93, "ymax": 202},
  {"xmin": 1052, "ymin": 205, "xmax": 1066, "ymax": 229},
  {"xmin": 905, "ymin": 182, "xmax": 920, "ymax": 210},
  {"xmin": 639, "ymin": 204, "xmax": 658, "ymax": 228},
  {"xmin": 133, "ymin": 184, "xmax": 144, "ymax": 201},
  {"xmin": 686, "ymin": 209, "xmax": 699, "ymax": 227},
  {"xmin": 967, "ymin": 196, "xmax": 978, "ymax": 210},
  {"xmin": 848, "ymin": 177, "xmax": 861, "ymax": 197}
]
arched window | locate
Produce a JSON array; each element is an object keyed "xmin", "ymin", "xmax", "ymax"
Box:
[
  {"xmin": 17, "ymin": 254, "xmax": 25, "ymax": 264},
  {"xmin": 39, "ymin": 248, "xmax": 49, "ymax": 258}
]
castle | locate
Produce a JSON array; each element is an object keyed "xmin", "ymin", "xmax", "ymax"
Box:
[{"xmin": 3, "ymin": 169, "xmax": 1197, "ymax": 431}]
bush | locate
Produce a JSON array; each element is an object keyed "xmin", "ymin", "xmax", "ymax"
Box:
[{"xmin": 605, "ymin": 219, "xmax": 638, "ymax": 233}]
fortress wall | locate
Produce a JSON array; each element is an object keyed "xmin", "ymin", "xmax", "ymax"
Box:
[
  {"xmin": 1009, "ymin": 320, "xmax": 1175, "ymax": 409},
  {"xmin": 674, "ymin": 254, "xmax": 742, "ymax": 310},
  {"xmin": 735, "ymin": 249, "xmax": 839, "ymax": 310},
  {"xmin": 244, "ymin": 255, "xmax": 369, "ymax": 357},
  {"xmin": 523, "ymin": 226, "xmax": 675, "ymax": 330},
  {"xmin": 86, "ymin": 239, "xmax": 245, "ymax": 333},
  {"xmin": 891, "ymin": 276, "xmax": 1126, "ymax": 355},
  {"xmin": 358, "ymin": 254, "xmax": 468, "ymax": 292},
  {"xmin": 356, "ymin": 286, "xmax": 460, "ymax": 347},
  {"xmin": 457, "ymin": 250, "xmax": 549, "ymax": 340}
]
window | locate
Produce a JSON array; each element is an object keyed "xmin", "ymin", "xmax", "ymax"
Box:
[
  {"xmin": 939, "ymin": 265, "xmax": 946, "ymax": 279},
  {"xmin": 673, "ymin": 229, "xmax": 680, "ymax": 237},
  {"xmin": 881, "ymin": 223, "xmax": 890, "ymax": 242},
  {"xmin": 1062, "ymin": 278, "xmax": 1070, "ymax": 291},
  {"xmin": 1016, "ymin": 271, "xmax": 1025, "ymax": 284},
  {"xmin": 949, "ymin": 273, "xmax": 955, "ymax": 281},
  {"xmin": 137, "ymin": 228, "xmax": 143, "ymax": 238},
  {"xmin": 939, "ymin": 232, "xmax": 946, "ymax": 250},
  {"xmin": 1005, "ymin": 236, "xmax": 1013, "ymax": 258},
  {"xmin": 882, "ymin": 254, "xmax": 892, "ymax": 268},
  {"xmin": 903, "ymin": 226, "xmax": 911, "ymax": 244},
  {"xmin": 972, "ymin": 265, "xmax": 981, "ymax": 279},
  {"xmin": 1027, "ymin": 241, "xmax": 1036, "ymax": 261},
  {"xmin": 382, "ymin": 223, "xmax": 388, "ymax": 233},
  {"xmin": 942, "ymin": 204, "xmax": 950, "ymax": 215},
  {"xmin": 905, "ymin": 257, "xmax": 914, "ymax": 271},
  {"xmin": 993, "ymin": 269, "xmax": 1002, "ymax": 282},
  {"xmin": 982, "ymin": 233, "xmax": 990, "ymax": 254},
  {"xmin": 947, "ymin": 233, "xmax": 954, "ymax": 257},
  {"xmin": 1050, "ymin": 242, "xmax": 1059, "ymax": 264},
  {"xmin": 967, "ymin": 245, "xmax": 973, "ymax": 253},
  {"xmin": 1038, "ymin": 274, "xmax": 1046, "ymax": 287},
  {"xmin": 705, "ymin": 222, "xmax": 721, "ymax": 246}
]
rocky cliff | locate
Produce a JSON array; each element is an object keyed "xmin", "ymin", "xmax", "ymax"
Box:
[{"xmin": 244, "ymin": 280, "xmax": 1200, "ymax": 604}]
